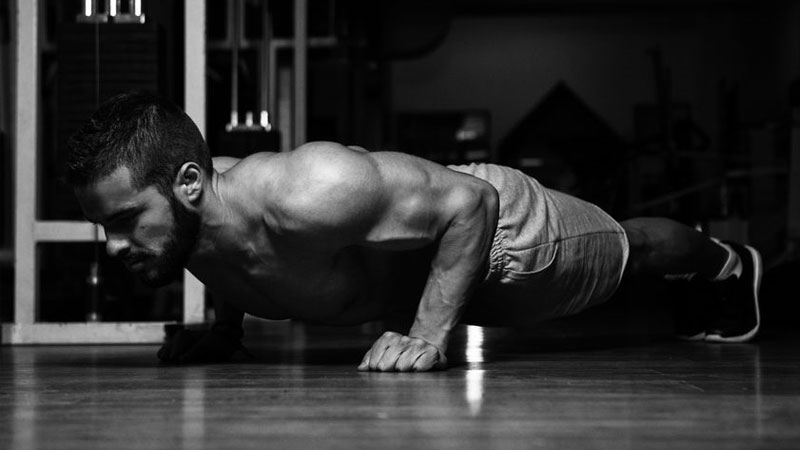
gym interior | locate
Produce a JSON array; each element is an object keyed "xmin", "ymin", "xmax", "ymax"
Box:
[{"xmin": 1, "ymin": 0, "xmax": 799, "ymax": 448}]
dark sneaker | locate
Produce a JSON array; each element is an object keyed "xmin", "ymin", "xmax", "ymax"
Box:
[
  {"xmin": 671, "ymin": 278, "xmax": 713, "ymax": 341},
  {"xmin": 705, "ymin": 242, "xmax": 762, "ymax": 343}
]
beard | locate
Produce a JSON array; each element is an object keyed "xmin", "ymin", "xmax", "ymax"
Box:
[{"xmin": 138, "ymin": 195, "xmax": 201, "ymax": 287}]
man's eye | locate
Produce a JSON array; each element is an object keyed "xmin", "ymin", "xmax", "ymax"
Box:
[{"xmin": 109, "ymin": 214, "xmax": 136, "ymax": 230}]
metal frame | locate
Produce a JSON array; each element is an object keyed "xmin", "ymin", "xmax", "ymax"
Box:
[
  {"xmin": 182, "ymin": 0, "xmax": 208, "ymax": 328},
  {"xmin": 293, "ymin": 0, "xmax": 307, "ymax": 147},
  {"xmin": 3, "ymin": 0, "xmax": 308, "ymax": 344},
  {"xmin": 207, "ymin": 0, "xmax": 316, "ymax": 147},
  {"xmin": 2, "ymin": 0, "xmax": 207, "ymax": 344}
]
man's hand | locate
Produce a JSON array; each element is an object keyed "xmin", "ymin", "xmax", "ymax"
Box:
[
  {"xmin": 358, "ymin": 331, "xmax": 447, "ymax": 372},
  {"xmin": 157, "ymin": 323, "xmax": 248, "ymax": 364}
]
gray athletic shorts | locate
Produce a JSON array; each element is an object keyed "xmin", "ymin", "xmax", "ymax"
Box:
[{"xmin": 448, "ymin": 163, "xmax": 629, "ymax": 323}]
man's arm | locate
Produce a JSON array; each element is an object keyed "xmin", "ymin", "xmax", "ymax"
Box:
[
  {"xmin": 281, "ymin": 142, "xmax": 498, "ymax": 371},
  {"xmin": 406, "ymin": 183, "xmax": 497, "ymax": 360},
  {"xmin": 358, "ymin": 175, "xmax": 498, "ymax": 371}
]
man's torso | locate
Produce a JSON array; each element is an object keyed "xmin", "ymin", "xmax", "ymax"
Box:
[{"xmin": 191, "ymin": 149, "xmax": 435, "ymax": 325}]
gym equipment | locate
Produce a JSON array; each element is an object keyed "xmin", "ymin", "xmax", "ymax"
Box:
[{"xmin": 216, "ymin": 0, "xmax": 280, "ymax": 158}]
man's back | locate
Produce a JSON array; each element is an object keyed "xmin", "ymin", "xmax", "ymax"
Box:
[{"xmin": 191, "ymin": 142, "xmax": 495, "ymax": 326}]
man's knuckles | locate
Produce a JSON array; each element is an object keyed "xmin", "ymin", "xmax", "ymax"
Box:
[
  {"xmin": 377, "ymin": 331, "xmax": 402, "ymax": 345},
  {"xmin": 377, "ymin": 358, "xmax": 397, "ymax": 371},
  {"xmin": 360, "ymin": 333, "xmax": 444, "ymax": 372},
  {"xmin": 396, "ymin": 350, "xmax": 424, "ymax": 372},
  {"xmin": 412, "ymin": 351, "xmax": 437, "ymax": 371}
]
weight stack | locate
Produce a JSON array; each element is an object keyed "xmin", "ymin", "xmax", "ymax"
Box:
[
  {"xmin": 216, "ymin": 127, "xmax": 281, "ymax": 158},
  {"xmin": 53, "ymin": 22, "xmax": 165, "ymax": 219}
]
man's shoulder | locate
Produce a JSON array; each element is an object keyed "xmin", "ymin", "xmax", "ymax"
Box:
[
  {"xmin": 283, "ymin": 141, "xmax": 379, "ymax": 185},
  {"xmin": 267, "ymin": 143, "xmax": 385, "ymax": 228},
  {"xmin": 288, "ymin": 141, "xmax": 368, "ymax": 164},
  {"xmin": 221, "ymin": 142, "xmax": 379, "ymax": 207}
]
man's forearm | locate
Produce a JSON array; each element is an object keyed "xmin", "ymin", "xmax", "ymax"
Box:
[
  {"xmin": 407, "ymin": 259, "xmax": 484, "ymax": 353},
  {"xmin": 407, "ymin": 185, "xmax": 498, "ymax": 353}
]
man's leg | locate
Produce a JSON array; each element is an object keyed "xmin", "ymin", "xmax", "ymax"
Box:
[{"xmin": 620, "ymin": 217, "xmax": 762, "ymax": 342}]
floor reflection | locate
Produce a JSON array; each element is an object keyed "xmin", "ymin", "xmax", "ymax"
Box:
[
  {"xmin": 464, "ymin": 326, "xmax": 486, "ymax": 416},
  {"xmin": 753, "ymin": 345, "xmax": 763, "ymax": 438},
  {"xmin": 181, "ymin": 369, "xmax": 206, "ymax": 450},
  {"xmin": 465, "ymin": 369, "xmax": 485, "ymax": 417},
  {"xmin": 465, "ymin": 325, "xmax": 484, "ymax": 365},
  {"xmin": 1, "ymin": 323, "xmax": 797, "ymax": 450},
  {"xmin": 11, "ymin": 350, "xmax": 37, "ymax": 450}
]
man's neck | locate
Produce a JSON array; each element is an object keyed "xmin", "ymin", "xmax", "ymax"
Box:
[{"xmin": 191, "ymin": 170, "xmax": 237, "ymax": 260}]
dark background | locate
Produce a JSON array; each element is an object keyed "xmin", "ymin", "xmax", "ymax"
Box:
[{"xmin": 1, "ymin": 0, "xmax": 798, "ymax": 330}]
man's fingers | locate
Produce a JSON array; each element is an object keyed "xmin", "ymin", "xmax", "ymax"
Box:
[
  {"xmin": 411, "ymin": 348, "xmax": 440, "ymax": 372},
  {"xmin": 376, "ymin": 334, "xmax": 418, "ymax": 371},
  {"xmin": 395, "ymin": 344, "xmax": 425, "ymax": 372},
  {"xmin": 358, "ymin": 333, "xmax": 446, "ymax": 372},
  {"xmin": 359, "ymin": 331, "xmax": 404, "ymax": 371},
  {"xmin": 376, "ymin": 345, "xmax": 408, "ymax": 371},
  {"xmin": 367, "ymin": 344, "xmax": 389, "ymax": 371},
  {"xmin": 358, "ymin": 347, "xmax": 377, "ymax": 371}
]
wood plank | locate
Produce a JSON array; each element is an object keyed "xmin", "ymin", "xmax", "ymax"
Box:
[{"xmin": 1, "ymin": 319, "xmax": 798, "ymax": 449}]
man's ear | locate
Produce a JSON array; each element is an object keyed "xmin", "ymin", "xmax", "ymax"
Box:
[{"xmin": 173, "ymin": 162, "xmax": 204, "ymax": 204}]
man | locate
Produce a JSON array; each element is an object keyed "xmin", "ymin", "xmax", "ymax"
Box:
[{"xmin": 65, "ymin": 91, "xmax": 761, "ymax": 372}]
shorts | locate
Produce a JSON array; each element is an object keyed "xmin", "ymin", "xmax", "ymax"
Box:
[{"xmin": 448, "ymin": 163, "xmax": 629, "ymax": 323}]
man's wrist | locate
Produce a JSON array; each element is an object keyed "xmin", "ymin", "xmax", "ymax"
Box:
[{"xmin": 408, "ymin": 324, "xmax": 450, "ymax": 354}]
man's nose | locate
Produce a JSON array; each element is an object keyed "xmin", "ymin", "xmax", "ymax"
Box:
[{"xmin": 105, "ymin": 233, "xmax": 130, "ymax": 258}]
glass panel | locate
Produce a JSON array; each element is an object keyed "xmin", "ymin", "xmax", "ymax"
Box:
[
  {"xmin": 0, "ymin": 265, "xmax": 11, "ymax": 322},
  {"xmin": 34, "ymin": 0, "xmax": 187, "ymax": 322},
  {"xmin": 38, "ymin": 242, "xmax": 182, "ymax": 322},
  {"xmin": 39, "ymin": 0, "xmax": 186, "ymax": 220},
  {"xmin": 1, "ymin": 0, "xmax": 12, "ymax": 321},
  {"xmin": 205, "ymin": 0, "xmax": 386, "ymax": 157}
]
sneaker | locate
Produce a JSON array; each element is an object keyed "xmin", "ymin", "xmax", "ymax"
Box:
[
  {"xmin": 671, "ymin": 278, "xmax": 713, "ymax": 341},
  {"xmin": 704, "ymin": 242, "xmax": 762, "ymax": 343}
]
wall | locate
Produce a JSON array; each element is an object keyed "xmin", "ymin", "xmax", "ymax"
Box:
[{"xmin": 390, "ymin": 4, "xmax": 799, "ymax": 153}]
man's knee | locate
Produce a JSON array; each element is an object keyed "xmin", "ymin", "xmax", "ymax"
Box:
[
  {"xmin": 620, "ymin": 219, "xmax": 645, "ymax": 276},
  {"xmin": 620, "ymin": 218, "xmax": 654, "ymax": 251}
]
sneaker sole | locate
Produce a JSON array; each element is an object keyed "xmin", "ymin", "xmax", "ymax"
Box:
[
  {"xmin": 704, "ymin": 244, "xmax": 762, "ymax": 343},
  {"xmin": 676, "ymin": 331, "xmax": 706, "ymax": 341}
]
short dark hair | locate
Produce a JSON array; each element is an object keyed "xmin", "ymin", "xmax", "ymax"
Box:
[{"xmin": 65, "ymin": 91, "xmax": 212, "ymax": 196}]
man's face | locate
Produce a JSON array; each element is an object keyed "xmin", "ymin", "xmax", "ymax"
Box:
[{"xmin": 75, "ymin": 166, "xmax": 201, "ymax": 287}]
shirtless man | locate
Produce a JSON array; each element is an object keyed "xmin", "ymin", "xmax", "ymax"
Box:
[{"xmin": 65, "ymin": 92, "xmax": 762, "ymax": 372}]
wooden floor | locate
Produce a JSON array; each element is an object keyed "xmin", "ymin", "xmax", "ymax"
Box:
[{"xmin": 2, "ymin": 312, "xmax": 799, "ymax": 450}]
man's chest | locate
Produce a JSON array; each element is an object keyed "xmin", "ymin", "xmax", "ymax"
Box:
[{"xmin": 195, "ymin": 243, "xmax": 374, "ymax": 323}]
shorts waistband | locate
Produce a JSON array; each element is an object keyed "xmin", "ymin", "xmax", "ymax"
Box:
[{"xmin": 485, "ymin": 226, "xmax": 507, "ymax": 283}]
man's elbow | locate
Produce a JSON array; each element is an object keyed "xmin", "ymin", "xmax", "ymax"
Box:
[
  {"xmin": 448, "ymin": 181, "xmax": 499, "ymax": 223},
  {"xmin": 479, "ymin": 182, "xmax": 499, "ymax": 221}
]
